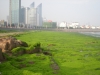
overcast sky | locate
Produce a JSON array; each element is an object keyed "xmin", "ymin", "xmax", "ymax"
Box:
[{"xmin": 0, "ymin": 0, "xmax": 100, "ymax": 26}]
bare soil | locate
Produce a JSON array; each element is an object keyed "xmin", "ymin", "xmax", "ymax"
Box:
[{"xmin": 0, "ymin": 32, "xmax": 24, "ymax": 37}]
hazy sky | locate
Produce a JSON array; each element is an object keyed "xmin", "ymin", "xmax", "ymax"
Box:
[{"xmin": 0, "ymin": 0, "xmax": 100, "ymax": 26}]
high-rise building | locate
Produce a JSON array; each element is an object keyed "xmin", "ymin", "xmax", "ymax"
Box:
[
  {"xmin": 30, "ymin": 2, "xmax": 35, "ymax": 8},
  {"xmin": 20, "ymin": 7, "xmax": 30, "ymax": 28},
  {"xmin": 9, "ymin": 1, "xmax": 42, "ymax": 28},
  {"xmin": 37, "ymin": 3, "xmax": 42, "ymax": 26},
  {"xmin": 9, "ymin": 0, "xmax": 21, "ymax": 27},
  {"xmin": 28, "ymin": 8, "xmax": 37, "ymax": 28},
  {"xmin": 25, "ymin": 7, "xmax": 30, "ymax": 25},
  {"xmin": 25, "ymin": 2, "xmax": 37, "ymax": 28},
  {"xmin": 20, "ymin": 6, "xmax": 25, "ymax": 25}
]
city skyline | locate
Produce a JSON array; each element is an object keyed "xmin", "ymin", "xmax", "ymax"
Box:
[{"xmin": 0, "ymin": 0, "xmax": 100, "ymax": 26}]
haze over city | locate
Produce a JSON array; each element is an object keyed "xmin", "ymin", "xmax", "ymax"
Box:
[{"xmin": 0, "ymin": 0, "xmax": 100, "ymax": 26}]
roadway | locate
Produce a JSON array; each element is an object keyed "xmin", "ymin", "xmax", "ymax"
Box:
[{"xmin": 0, "ymin": 27, "xmax": 100, "ymax": 32}]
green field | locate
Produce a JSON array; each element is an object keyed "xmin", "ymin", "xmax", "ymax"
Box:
[{"xmin": 0, "ymin": 31, "xmax": 100, "ymax": 75}]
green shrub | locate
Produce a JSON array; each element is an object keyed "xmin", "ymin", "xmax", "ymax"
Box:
[
  {"xmin": 11, "ymin": 47, "xmax": 26, "ymax": 55},
  {"xmin": 34, "ymin": 42, "xmax": 41, "ymax": 47},
  {"xmin": 41, "ymin": 47, "xmax": 48, "ymax": 52},
  {"xmin": 26, "ymin": 45, "xmax": 35, "ymax": 51},
  {"xmin": 25, "ymin": 45, "xmax": 35, "ymax": 54}
]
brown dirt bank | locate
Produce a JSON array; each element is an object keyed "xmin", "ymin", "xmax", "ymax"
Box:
[{"xmin": 0, "ymin": 32, "xmax": 24, "ymax": 37}]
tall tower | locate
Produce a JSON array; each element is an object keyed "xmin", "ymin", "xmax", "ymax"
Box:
[
  {"xmin": 30, "ymin": 2, "xmax": 35, "ymax": 8},
  {"xmin": 27, "ymin": 2, "xmax": 37, "ymax": 28},
  {"xmin": 9, "ymin": 0, "xmax": 21, "ymax": 27},
  {"xmin": 37, "ymin": 3, "xmax": 42, "ymax": 26}
]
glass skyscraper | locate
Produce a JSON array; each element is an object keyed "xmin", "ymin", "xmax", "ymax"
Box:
[
  {"xmin": 9, "ymin": 0, "xmax": 21, "ymax": 27},
  {"xmin": 28, "ymin": 8, "xmax": 37, "ymax": 27},
  {"xmin": 27, "ymin": 2, "xmax": 37, "ymax": 28},
  {"xmin": 30, "ymin": 2, "xmax": 35, "ymax": 8},
  {"xmin": 37, "ymin": 3, "xmax": 42, "ymax": 26}
]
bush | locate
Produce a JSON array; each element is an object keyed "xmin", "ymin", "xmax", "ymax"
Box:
[
  {"xmin": 11, "ymin": 43, "xmax": 41, "ymax": 55},
  {"xmin": 41, "ymin": 47, "xmax": 48, "ymax": 51},
  {"xmin": 26, "ymin": 45, "xmax": 34, "ymax": 51},
  {"xmin": 25, "ymin": 45, "xmax": 35, "ymax": 54},
  {"xmin": 34, "ymin": 42, "xmax": 41, "ymax": 47},
  {"xmin": 11, "ymin": 47, "xmax": 26, "ymax": 55}
]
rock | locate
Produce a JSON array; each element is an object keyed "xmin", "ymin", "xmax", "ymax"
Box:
[
  {"xmin": 0, "ymin": 48, "xmax": 5, "ymax": 61},
  {"xmin": 0, "ymin": 37, "xmax": 28, "ymax": 53},
  {"xmin": 26, "ymin": 50, "xmax": 33, "ymax": 54},
  {"xmin": 20, "ymin": 41, "xmax": 28, "ymax": 47},
  {"xmin": 17, "ymin": 40, "xmax": 28, "ymax": 47},
  {"xmin": 7, "ymin": 39, "xmax": 16, "ymax": 51},
  {"xmin": 16, "ymin": 50, "xmax": 25, "ymax": 56},
  {"xmin": 43, "ymin": 51, "xmax": 52, "ymax": 56},
  {"xmin": 33, "ymin": 47, "xmax": 41, "ymax": 53},
  {"xmin": 15, "ymin": 40, "xmax": 21, "ymax": 47},
  {"xmin": 2, "ymin": 42, "xmax": 9, "ymax": 53}
]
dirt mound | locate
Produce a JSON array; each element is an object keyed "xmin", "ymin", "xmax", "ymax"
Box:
[{"xmin": 0, "ymin": 37, "xmax": 28, "ymax": 53}]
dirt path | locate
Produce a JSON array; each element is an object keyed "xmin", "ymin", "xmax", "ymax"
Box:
[
  {"xmin": 47, "ymin": 45, "xmax": 60, "ymax": 74},
  {"xmin": 0, "ymin": 32, "xmax": 24, "ymax": 37},
  {"xmin": 50, "ymin": 57, "xmax": 60, "ymax": 74}
]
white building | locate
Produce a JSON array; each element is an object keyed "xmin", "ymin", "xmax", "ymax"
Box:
[
  {"xmin": 28, "ymin": 8, "xmax": 37, "ymax": 28},
  {"xmin": 67, "ymin": 22, "xmax": 80, "ymax": 29},
  {"xmin": 71, "ymin": 22, "xmax": 79, "ymax": 28},
  {"xmin": 25, "ymin": 7, "xmax": 30, "ymax": 25},
  {"xmin": 59, "ymin": 22, "xmax": 67, "ymax": 28},
  {"xmin": 91, "ymin": 26, "xmax": 96, "ymax": 29}
]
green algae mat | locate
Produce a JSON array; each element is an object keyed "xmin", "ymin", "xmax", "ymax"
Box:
[{"xmin": 0, "ymin": 31, "xmax": 100, "ymax": 75}]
